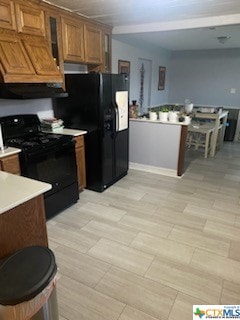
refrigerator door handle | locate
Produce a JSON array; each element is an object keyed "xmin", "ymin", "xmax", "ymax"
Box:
[
  {"xmin": 112, "ymin": 101, "xmax": 119, "ymax": 132},
  {"xmin": 115, "ymin": 105, "xmax": 119, "ymax": 132}
]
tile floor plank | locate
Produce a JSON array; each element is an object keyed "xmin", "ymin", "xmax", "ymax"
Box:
[
  {"xmin": 118, "ymin": 306, "xmax": 160, "ymax": 320},
  {"xmin": 130, "ymin": 232, "xmax": 195, "ymax": 265},
  {"xmin": 119, "ymin": 213, "xmax": 173, "ymax": 238},
  {"xmin": 88, "ymin": 238, "xmax": 154, "ymax": 276},
  {"xmin": 95, "ymin": 266, "xmax": 177, "ymax": 320},
  {"xmin": 168, "ymin": 292, "xmax": 207, "ymax": 320},
  {"xmin": 168, "ymin": 225, "xmax": 230, "ymax": 257},
  {"xmin": 145, "ymin": 257, "xmax": 222, "ymax": 303},
  {"xmin": 57, "ymin": 276, "xmax": 125, "ymax": 320},
  {"xmin": 220, "ymin": 280, "xmax": 240, "ymax": 304},
  {"xmin": 190, "ymin": 248, "xmax": 240, "ymax": 284},
  {"xmin": 47, "ymin": 222, "xmax": 99, "ymax": 253},
  {"xmin": 81, "ymin": 219, "xmax": 138, "ymax": 245},
  {"xmin": 54, "ymin": 245, "xmax": 111, "ymax": 288}
]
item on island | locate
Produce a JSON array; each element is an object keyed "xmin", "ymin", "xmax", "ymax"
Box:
[
  {"xmin": 184, "ymin": 99, "xmax": 193, "ymax": 114},
  {"xmin": 149, "ymin": 111, "xmax": 157, "ymax": 121},
  {"xmin": 41, "ymin": 118, "xmax": 64, "ymax": 130},
  {"xmin": 168, "ymin": 111, "xmax": 179, "ymax": 122},
  {"xmin": 159, "ymin": 109, "xmax": 169, "ymax": 122},
  {"xmin": 199, "ymin": 107, "xmax": 215, "ymax": 113},
  {"xmin": 178, "ymin": 115, "xmax": 185, "ymax": 122},
  {"xmin": 184, "ymin": 115, "xmax": 191, "ymax": 124},
  {"xmin": 129, "ymin": 102, "xmax": 139, "ymax": 118}
]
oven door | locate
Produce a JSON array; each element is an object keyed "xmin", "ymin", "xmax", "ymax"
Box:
[{"xmin": 20, "ymin": 140, "xmax": 78, "ymax": 197}]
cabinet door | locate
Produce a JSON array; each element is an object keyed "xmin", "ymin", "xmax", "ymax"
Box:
[
  {"xmin": 0, "ymin": 35, "xmax": 35, "ymax": 79},
  {"xmin": 103, "ymin": 30, "xmax": 112, "ymax": 73},
  {"xmin": 0, "ymin": 0, "xmax": 16, "ymax": 30},
  {"xmin": 74, "ymin": 136, "xmax": 86, "ymax": 190},
  {"xmin": 0, "ymin": 195, "xmax": 48, "ymax": 260},
  {"xmin": 45, "ymin": 13, "xmax": 63, "ymax": 70},
  {"xmin": 0, "ymin": 33, "xmax": 62, "ymax": 83},
  {"xmin": 84, "ymin": 24, "xmax": 102, "ymax": 64},
  {"xmin": 23, "ymin": 37, "xmax": 61, "ymax": 77},
  {"xmin": 0, "ymin": 154, "xmax": 21, "ymax": 175},
  {"xmin": 61, "ymin": 17, "xmax": 84, "ymax": 62},
  {"xmin": 15, "ymin": 3, "xmax": 45, "ymax": 36}
]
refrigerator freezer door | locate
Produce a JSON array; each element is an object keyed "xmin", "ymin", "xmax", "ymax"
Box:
[{"xmin": 115, "ymin": 91, "xmax": 128, "ymax": 131}]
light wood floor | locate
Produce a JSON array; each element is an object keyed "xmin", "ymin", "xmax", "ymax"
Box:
[{"xmin": 47, "ymin": 142, "xmax": 240, "ymax": 320}]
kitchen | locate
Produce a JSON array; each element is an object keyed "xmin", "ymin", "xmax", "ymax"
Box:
[{"xmin": 1, "ymin": 0, "xmax": 240, "ymax": 320}]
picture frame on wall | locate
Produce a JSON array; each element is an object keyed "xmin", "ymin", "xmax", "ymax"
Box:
[
  {"xmin": 118, "ymin": 60, "xmax": 130, "ymax": 75},
  {"xmin": 158, "ymin": 66, "xmax": 166, "ymax": 90}
]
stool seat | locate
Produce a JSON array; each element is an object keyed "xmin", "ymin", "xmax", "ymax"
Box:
[{"xmin": 0, "ymin": 246, "xmax": 57, "ymax": 306}]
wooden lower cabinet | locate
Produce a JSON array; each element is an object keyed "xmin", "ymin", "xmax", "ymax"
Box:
[
  {"xmin": 0, "ymin": 194, "xmax": 48, "ymax": 259},
  {"xmin": 74, "ymin": 135, "xmax": 86, "ymax": 191},
  {"xmin": 0, "ymin": 154, "xmax": 21, "ymax": 175}
]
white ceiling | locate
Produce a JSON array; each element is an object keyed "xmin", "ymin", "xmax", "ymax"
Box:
[{"xmin": 43, "ymin": 0, "xmax": 240, "ymax": 51}]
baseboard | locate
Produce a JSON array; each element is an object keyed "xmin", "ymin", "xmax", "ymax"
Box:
[{"xmin": 129, "ymin": 162, "xmax": 182, "ymax": 178}]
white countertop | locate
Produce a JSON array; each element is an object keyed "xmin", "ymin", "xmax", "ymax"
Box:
[
  {"xmin": 43, "ymin": 128, "xmax": 87, "ymax": 136},
  {"xmin": 0, "ymin": 147, "xmax": 21, "ymax": 159},
  {"xmin": 0, "ymin": 171, "xmax": 52, "ymax": 214},
  {"xmin": 130, "ymin": 118, "xmax": 189, "ymax": 126}
]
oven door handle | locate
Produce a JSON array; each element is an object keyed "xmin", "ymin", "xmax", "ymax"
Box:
[{"xmin": 25, "ymin": 140, "xmax": 75, "ymax": 160}]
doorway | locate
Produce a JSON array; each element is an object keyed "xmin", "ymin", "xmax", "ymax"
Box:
[{"xmin": 138, "ymin": 58, "xmax": 152, "ymax": 114}]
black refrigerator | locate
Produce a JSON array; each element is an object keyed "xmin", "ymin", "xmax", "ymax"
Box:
[{"xmin": 53, "ymin": 73, "xmax": 129, "ymax": 192}]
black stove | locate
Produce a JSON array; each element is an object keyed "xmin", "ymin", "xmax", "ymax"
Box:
[
  {"xmin": 0, "ymin": 114, "xmax": 79, "ymax": 219},
  {"xmin": 6, "ymin": 132, "xmax": 72, "ymax": 151},
  {"xmin": 1, "ymin": 114, "xmax": 72, "ymax": 152}
]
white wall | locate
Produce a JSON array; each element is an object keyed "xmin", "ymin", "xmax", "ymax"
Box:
[
  {"xmin": 168, "ymin": 48, "xmax": 240, "ymax": 107},
  {"xmin": 0, "ymin": 99, "xmax": 53, "ymax": 118},
  {"xmin": 112, "ymin": 38, "xmax": 171, "ymax": 111},
  {"xmin": 2, "ymin": 44, "xmax": 239, "ymax": 119}
]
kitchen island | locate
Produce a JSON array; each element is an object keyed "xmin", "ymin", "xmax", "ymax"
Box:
[
  {"xmin": 0, "ymin": 171, "xmax": 51, "ymax": 259},
  {"xmin": 129, "ymin": 118, "xmax": 188, "ymax": 177}
]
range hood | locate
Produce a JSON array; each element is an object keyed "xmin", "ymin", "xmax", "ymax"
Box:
[
  {"xmin": 0, "ymin": 32, "xmax": 68, "ymax": 99},
  {"xmin": 0, "ymin": 83, "xmax": 68, "ymax": 99}
]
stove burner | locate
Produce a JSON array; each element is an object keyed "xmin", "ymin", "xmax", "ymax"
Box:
[
  {"xmin": 30, "ymin": 136, "xmax": 50, "ymax": 144},
  {"xmin": 7, "ymin": 138, "xmax": 25, "ymax": 145},
  {"xmin": 22, "ymin": 141, "xmax": 39, "ymax": 147}
]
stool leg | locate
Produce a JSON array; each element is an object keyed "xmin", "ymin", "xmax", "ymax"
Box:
[{"xmin": 205, "ymin": 132, "xmax": 210, "ymax": 158}]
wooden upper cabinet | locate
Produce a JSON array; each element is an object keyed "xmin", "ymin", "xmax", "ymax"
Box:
[
  {"xmin": 61, "ymin": 16, "xmax": 84, "ymax": 62},
  {"xmin": 0, "ymin": 33, "xmax": 62, "ymax": 82},
  {"xmin": 0, "ymin": 0, "xmax": 16, "ymax": 30},
  {"xmin": 15, "ymin": 3, "xmax": 45, "ymax": 36},
  {"xmin": 23, "ymin": 37, "xmax": 60, "ymax": 76},
  {"xmin": 0, "ymin": 34, "xmax": 35, "ymax": 79},
  {"xmin": 84, "ymin": 23, "xmax": 102, "ymax": 64}
]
